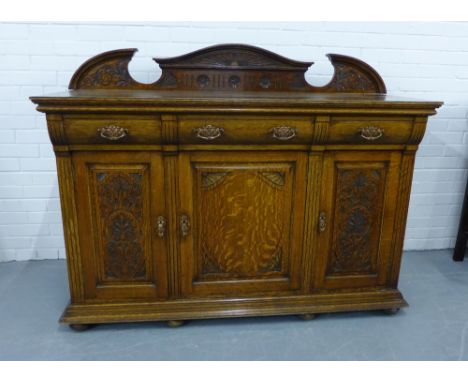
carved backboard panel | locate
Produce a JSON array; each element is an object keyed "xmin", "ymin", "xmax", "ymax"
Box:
[{"xmin": 68, "ymin": 44, "xmax": 387, "ymax": 93}]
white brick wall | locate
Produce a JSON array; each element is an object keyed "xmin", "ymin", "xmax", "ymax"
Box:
[{"xmin": 0, "ymin": 21, "xmax": 467, "ymax": 261}]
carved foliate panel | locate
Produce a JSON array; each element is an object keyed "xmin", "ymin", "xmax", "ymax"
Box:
[
  {"xmin": 327, "ymin": 164, "xmax": 387, "ymax": 275},
  {"xmin": 90, "ymin": 166, "xmax": 150, "ymax": 282},
  {"xmin": 194, "ymin": 165, "xmax": 294, "ymax": 280}
]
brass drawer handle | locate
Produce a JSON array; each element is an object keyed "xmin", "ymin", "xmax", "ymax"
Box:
[
  {"xmin": 156, "ymin": 216, "xmax": 167, "ymax": 238},
  {"xmin": 360, "ymin": 126, "xmax": 384, "ymax": 141},
  {"xmin": 98, "ymin": 125, "xmax": 128, "ymax": 141},
  {"xmin": 271, "ymin": 126, "xmax": 296, "ymax": 141},
  {"xmin": 180, "ymin": 214, "xmax": 190, "ymax": 237},
  {"xmin": 194, "ymin": 125, "xmax": 224, "ymax": 140},
  {"xmin": 319, "ymin": 212, "xmax": 326, "ymax": 232}
]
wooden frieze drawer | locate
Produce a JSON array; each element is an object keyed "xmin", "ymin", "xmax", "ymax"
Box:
[
  {"xmin": 30, "ymin": 44, "xmax": 442, "ymax": 331},
  {"xmin": 328, "ymin": 116, "xmax": 413, "ymax": 144},
  {"xmin": 62, "ymin": 114, "xmax": 162, "ymax": 144},
  {"xmin": 178, "ymin": 115, "xmax": 314, "ymax": 144}
]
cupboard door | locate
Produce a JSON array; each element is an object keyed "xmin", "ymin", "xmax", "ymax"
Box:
[
  {"xmin": 314, "ymin": 151, "xmax": 401, "ymax": 290},
  {"xmin": 73, "ymin": 152, "xmax": 168, "ymax": 301},
  {"xmin": 178, "ymin": 152, "xmax": 307, "ymax": 297}
]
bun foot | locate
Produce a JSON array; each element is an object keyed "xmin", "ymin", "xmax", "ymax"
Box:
[
  {"xmin": 69, "ymin": 324, "xmax": 92, "ymax": 332},
  {"xmin": 384, "ymin": 308, "xmax": 400, "ymax": 315},
  {"xmin": 167, "ymin": 320, "xmax": 185, "ymax": 328},
  {"xmin": 298, "ymin": 313, "xmax": 316, "ymax": 321}
]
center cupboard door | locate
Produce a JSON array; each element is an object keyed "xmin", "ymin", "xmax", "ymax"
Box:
[
  {"xmin": 313, "ymin": 151, "xmax": 402, "ymax": 291},
  {"xmin": 178, "ymin": 151, "xmax": 308, "ymax": 297},
  {"xmin": 72, "ymin": 151, "xmax": 168, "ymax": 301}
]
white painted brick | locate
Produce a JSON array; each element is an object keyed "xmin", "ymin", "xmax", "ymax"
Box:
[
  {"xmin": 58, "ymin": 248, "xmax": 66, "ymax": 259},
  {"xmin": 46, "ymin": 199, "xmax": 61, "ymax": 211},
  {"xmin": 0, "ymin": 116, "xmax": 36, "ymax": 129},
  {"xmin": 0, "ymin": 172, "xmax": 34, "ymax": 185},
  {"xmin": 21, "ymin": 199, "xmax": 48, "ymax": 212},
  {"xmin": 35, "ymin": 249, "xmax": 59, "ymax": 260},
  {"xmin": 14, "ymin": 249, "xmax": 36, "ymax": 261},
  {"xmin": 0, "ymin": 55, "xmax": 29, "ymax": 70},
  {"xmin": 0, "ymin": 144, "xmax": 39, "ymax": 157},
  {"xmin": 29, "ymin": 25, "xmax": 78, "ymax": 41},
  {"xmin": 0, "ymin": 86, "xmax": 21, "ymax": 101},
  {"xmin": 0, "ymin": 186, "xmax": 23, "ymax": 198},
  {"xmin": 20, "ymin": 158, "xmax": 56, "ymax": 171},
  {"xmin": 49, "ymin": 224, "xmax": 64, "ymax": 236},
  {"xmin": 0, "ymin": 212, "xmax": 29, "ymax": 224},
  {"xmin": 39, "ymin": 144, "xmax": 54, "ymax": 157},
  {"xmin": 1, "ymin": 237, "xmax": 33, "ymax": 249},
  {"xmin": 22, "ymin": 185, "xmax": 59, "ymax": 198},
  {"xmin": 0, "ymin": 130, "xmax": 15, "ymax": 143},
  {"xmin": 124, "ymin": 26, "xmax": 171, "ymax": 42},
  {"xmin": 32, "ymin": 172, "xmax": 58, "ymax": 185},
  {"xmin": 0, "ymin": 224, "xmax": 49, "ymax": 236},
  {"xmin": 78, "ymin": 26, "xmax": 125, "ymax": 41},
  {"xmin": 0, "ymin": 23, "xmax": 29, "ymax": 40},
  {"xmin": 15, "ymin": 130, "xmax": 50, "ymax": 143},
  {"xmin": 0, "ymin": 158, "xmax": 20, "ymax": 171},
  {"xmin": 0, "ymin": 71, "xmax": 56, "ymax": 86},
  {"xmin": 34, "ymin": 236, "xmax": 65, "ymax": 248},
  {"xmin": 28, "ymin": 211, "xmax": 61, "ymax": 223}
]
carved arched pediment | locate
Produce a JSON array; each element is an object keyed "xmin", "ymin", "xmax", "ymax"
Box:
[{"xmin": 68, "ymin": 44, "xmax": 386, "ymax": 94}]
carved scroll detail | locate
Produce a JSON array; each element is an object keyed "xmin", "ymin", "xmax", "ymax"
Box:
[
  {"xmin": 201, "ymin": 172, "xmax": 229, "ymax": 190},
  {"xmin": 257, "ymin": 171, "xmax": 286, "ymax": 188}
]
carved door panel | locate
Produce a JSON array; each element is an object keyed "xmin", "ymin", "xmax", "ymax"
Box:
[
  {"xmin": 73, "ymin": 152, "xmax": 168, "ymax": 301},
  {"xmin": 178, "ymin": 152, "xmax": 307, "ymax": 297},
  {"xmin": 313, "ymin": 151, "xmax": 401, "ymax": 290}
]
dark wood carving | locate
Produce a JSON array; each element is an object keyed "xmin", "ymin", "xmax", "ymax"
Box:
[
  {"xmin": 196, "ymin": 168, "xmax": 290, "ymax": 279},
  {"xmin": 328, "ymin": 165, "xmax": 387, "ymax": 275},
  {"xmin": 92, "ymin": 168, "xmax": 148, "ymax": 281},
  {"xmin": 68, "ymin": 44, "xmax": 386, "ymax": 93}
]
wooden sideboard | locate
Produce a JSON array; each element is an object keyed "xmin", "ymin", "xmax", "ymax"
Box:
[{"xmin": 30, "ymin": 44, "xmax": 442, "ymax": 330}]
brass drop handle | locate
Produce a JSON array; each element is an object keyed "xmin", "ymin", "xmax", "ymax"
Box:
[
  {"xmin": 194, "ymin": 125, "xmax": 224, "ymax": 140},
  {"xmin": 98, "ymin": 125, "xmax": 128, "ymax": 141},
  {"xmin": 270, "ymin": 126, "xmax": 297, "ymax": 141},
  {"xmin": 180, "ymin": 214, "xmax": 190, "ymax": 237},
  {"xmin": 156, "ymin": 216, "xmax": 167, "ymax": 238},
  {"xmin": 360, "ymin": 126, "xmax": 384, "ymax": 141},
  {"xmin": 318, "ymin": 212, "xmax": 326, "ymax": 233}
]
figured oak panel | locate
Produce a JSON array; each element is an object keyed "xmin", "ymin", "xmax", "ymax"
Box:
[
  {"xmin": 179, "ymin": 152, "xmax": 307, "ymax": 296},
  {"xmin": 197, "ymin": 169, "xmax": 289, "ymax": 279}
]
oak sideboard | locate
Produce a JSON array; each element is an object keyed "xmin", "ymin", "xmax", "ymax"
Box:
[{"xmin": 30, "ymin": 44, "xmax": 442, "ymax": 330}]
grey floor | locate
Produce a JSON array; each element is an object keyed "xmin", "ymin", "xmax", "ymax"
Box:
[{"xmin": 0, "ymin": 250, "xmax": 467, "ymax": 360}]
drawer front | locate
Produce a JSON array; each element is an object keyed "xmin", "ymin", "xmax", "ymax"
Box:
[
  {"xmin": 328, "ymin": 117, "xmax": 413, "ymax": 144},
  {"xmin": 63, "ymin": 115, "xmax": 161, "ymax": 144},
  {"xmin": 178, "ymin": 115, "xmax": 313, "ymax": 144}
]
